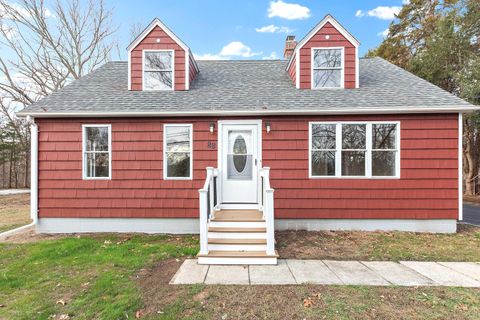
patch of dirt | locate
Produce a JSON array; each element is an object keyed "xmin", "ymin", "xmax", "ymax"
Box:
[
  {"xmin": 276, "ymin": 223, "xmax": 480, "ymax": 261},
  {"xmin": 0, "ymin": 227, "xmax": 74, "ymax": 243},
  {"xmin": 135, "ymin": 258, "xmax": 189, "ymax": 316},
  {"xmin": 276, "ymin": 229, "xmax": 378, "ymax": 260}
]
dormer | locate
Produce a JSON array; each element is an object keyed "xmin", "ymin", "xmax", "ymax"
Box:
[
  {"xmin": 286, "ymin": 14, "xmax": 360, "ymax": 89},
  {"xmin": 127, "ymin": 18, "xmax": 199, "ymax": 91}
]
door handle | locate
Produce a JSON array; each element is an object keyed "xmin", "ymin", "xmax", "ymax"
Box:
[{"xmin": 254, "ymin": 158, "xmax": 257, "ymax": 166}]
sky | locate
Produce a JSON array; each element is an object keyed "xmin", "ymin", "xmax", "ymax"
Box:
[{"xmin": 107, "ymin": 0, "xmax": 408, "ymax": 60}]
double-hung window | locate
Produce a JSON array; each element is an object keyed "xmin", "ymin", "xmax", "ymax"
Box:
[
  {"xmin": 83, "ymin": 125, "xmax": 111, "ymax": 179},
  {"xmin": 143, "ymin": 50, "xmax": 174, "ymax": 90},
  {"xmin": 309, "ymin": 122, "xmax": 400, "ymax": 178},
  {"xmin": 312, "ymin": 48, "xmax": 343, "ymax": 88},
  {"xmin": 164, "ymin": 124, "xmax": 192, "ymax": 179}
]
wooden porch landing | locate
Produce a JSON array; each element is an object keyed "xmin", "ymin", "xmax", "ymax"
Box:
[{"xmin": 211, "ymin": 210, "xmax": 263, "ymax": 221}]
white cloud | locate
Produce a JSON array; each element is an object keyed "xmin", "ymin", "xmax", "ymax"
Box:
[
  {"xmin": 355, "ymin": 10, "xmax": 365, "ymax": 18},
  {"xmin": 402, "ymin": 0, "xmax": 410, "ymax": 4},
  {"xmin": 255, "ymin": 24, "xmax": 293, "ymax": 34},
  {"xmin": 195, "ymin": 41, "xmax": 262, "ymax": 60},
  {"xmin": 194, "ymin": 53, "xmax": 225, "ymax": 60},
  {"xmin": 267, "ymin": 0, "xmax": 311, "ymax": 20},
  {"xmin": 262, "ymin": 51, "xmax": 278, "ymax": 60},
  {"xmin": 219, "ymin": 41, "xmax": 261, "ymax": 58},
  {"xmin": 366, "ymin": 6, "xmax": 402, "ymax": 20},
  {"xmin": 0, "ymin": 1, "xmax": 55, "ymax": 19},
  {"xmin": 377, "ymin": 28, "xmax": 390, "ymax": 38}
]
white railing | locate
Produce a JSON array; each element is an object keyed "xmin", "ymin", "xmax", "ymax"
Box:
[
  {"xmin": 260, "ymin": 167, "xmax": 275, "ymax": 255},
  {"xmin": 198, "ymin": 167, "xmax": 218, "ymax": 255}
]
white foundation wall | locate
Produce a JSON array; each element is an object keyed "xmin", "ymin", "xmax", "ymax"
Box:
[{"xmin": 37, "ymin": 218, "xmax": 457, "ymax": 234}]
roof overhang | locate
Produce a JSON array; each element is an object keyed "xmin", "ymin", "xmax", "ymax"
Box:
[
  {"xmin": 17, "ymin": 105, "xmax": 479, "ymax": 118},
  {"xmin": 126, "ymin": 18, "xmax": 189, "ymax": 53}
]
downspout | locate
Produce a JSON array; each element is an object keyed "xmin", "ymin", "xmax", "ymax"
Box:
[{"xmin": 0, "ymin": 116, "xmax": 38, "ymax": 238}]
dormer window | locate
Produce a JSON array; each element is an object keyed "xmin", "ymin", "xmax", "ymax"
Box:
[
  {"xmin": 312, "ymin": 48, "xmax": 343, "ymax": 89},
  {"xmin": 143, "ymin": 50, "xmax": 174, "ymax": 90}
]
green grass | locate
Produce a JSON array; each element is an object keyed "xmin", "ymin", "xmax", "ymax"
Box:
[{"xmin": 0, "ymin": 234, "xmax": 198, "ymax": 320}]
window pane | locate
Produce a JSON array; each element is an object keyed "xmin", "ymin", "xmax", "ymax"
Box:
[
  {"xmin": 373, "ymin": 124, "xmax": 397, "ymax": 149},
  {"xmin": 144, "ymin": 51, "xmax": 172, "ymax": 70},
  {"xmin": 312, "ymin": 124, "xmax": 336, "ymax": 149},
  {"xmin": 311, "ymin": 151, "xmax": 335, "ymax": 176},
  {"xmin": 342, "ymin": 151, "xmax": 365, "ymax": 176},
  {"xmin": 342, "ymin": 124, "xmax": 366, "ymax": 149},
  {"xmin": 86, "ymin": 127, "xmax": 109, "ymax": 151},
  {"xmin": 144, "ymin": 71, "xmax": 172, "ymax": 90},
  {"xmin": 313, "ymin": 69, "xmax": 341, "ymax": 88},
  {"xmin": 167, "ymin": 152, "xmax": 190, "ymax": 177},
  {"xmin": 86, "ymin": 152, "xmax": 109, "ymax": 178},
  {"xmin": 166, "ymin": 126, "xmax": 190, "ymax": 152},
  {"xmin": 313, "ymin": 49, "xmax": 342, "ymax": 68},
  {"xmin": 372, "ymin": 151, "xmax": 396, "ymax": 176}
]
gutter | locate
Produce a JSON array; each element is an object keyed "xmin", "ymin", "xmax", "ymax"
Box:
[
  {"xmin": 16, "ymin": 105, "xmax": 480, "ymax": 118},
  {"xmin": 0, "ymin": 116, "xmax": 38, "ymax": 239}
]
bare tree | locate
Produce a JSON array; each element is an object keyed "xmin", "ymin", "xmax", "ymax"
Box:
[{"xmin": 0, "ymin": 0, "xmax": 118, "ymax": 188}]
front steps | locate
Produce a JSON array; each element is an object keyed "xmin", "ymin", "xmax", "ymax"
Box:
[{"xmin": 197, "ymin": 209, "xmax": 278, "ymax": 265}]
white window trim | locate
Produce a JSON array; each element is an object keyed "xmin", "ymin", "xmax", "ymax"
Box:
[
  {"xmin": 82, "ymin": 124, "xmax": 112, "ymax": 180},
  {"xmin": 142, "ymin": 49, "xmax": 175, "ymax": 91},
  {"xmin": 163, "ymin": 123, "xmax": 193, "ymax": 180},
  {"xmin": 309, "ymin": 121, "xmax": 400, "ymax": 179},
  {"xmin": 311, "ymin": 47, "xmax": 345, "ymax": 89}
]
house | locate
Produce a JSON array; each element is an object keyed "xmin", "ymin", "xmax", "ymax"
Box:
[{"xmin": 18, "ymin": 15, "xmax": 478, "ymax": 265}]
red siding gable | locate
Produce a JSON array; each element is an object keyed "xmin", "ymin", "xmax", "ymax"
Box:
[
  {"xmin": 130, "ymin": 26, "xmax": 185, "ymax": 91},
  {"xmin": 128, "ymin": 19, "xmax": 198, "ymax": 91},
  {"xmin": 287, "ymin": 15, "xmax": 359, "ymax": 89},
  {"xmin": 300, "ymin": 22, "xmax": 357, "ymax": 89}
]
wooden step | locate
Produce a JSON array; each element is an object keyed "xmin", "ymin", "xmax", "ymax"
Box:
[
  {"xmin": 208, "ymin": 238, "xmax": 267, "ymax": 244},
  {"xmin": 208, "ymin": 227, "xmax": 266, "ymax": 233},
  {"xmin": 212, "ymin": 210, "xmax": 263, "ymax": 222},
  {"xmin": 197, "ymin": 250, "xmax": 279, "ymax": 258}
]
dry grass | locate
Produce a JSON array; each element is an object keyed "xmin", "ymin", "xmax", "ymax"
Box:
[
  {"xmin": 135, "ymin": 259, "xmax": 480, "ymax": 320},
  {"xmin": 0, "ymin": 193, "xmax": 31, "ymax": 233},
  {"xmin": 276, "ymin": 224, "xmax": 480, "ymax": 261}
]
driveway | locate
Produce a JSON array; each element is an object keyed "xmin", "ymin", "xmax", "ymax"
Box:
[
  {"xmin": 463, "ymin": 203, "xmax": 480, "ymax": 226},
  {"xmin": 0, "ymin": 189, "xmax": 30, "ymax": 196}
]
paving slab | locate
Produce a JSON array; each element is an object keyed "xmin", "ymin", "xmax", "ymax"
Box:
[
  {"xmin": 362, "ymin": 261, "xmax": 434, "ymax": 286},
  {"xmin": 249, "ymin": 259, "xmax": 296, "ymax": 285},
  {"xmin": 170, "ymin": 259, "xmax": 209, "ymax": 285},
  {"xmin": 400, "ymin": 262, "xmax": 480, "ymax": 287},
  {"xmin": 205, "ymin": 265, "xmax": 250, "ymax": 285},
  {"xmin": 323, "ymin": 260, "xmax": 390, "ymax": 286},
  {"xmin": 438, "ymin": 262, "xmax": 480, "ymax": 282},
  {"xmin": 287, "ymin": 260, "xmax": 343, "ymax": 285}
]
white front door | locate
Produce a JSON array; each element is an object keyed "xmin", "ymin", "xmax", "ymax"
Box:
[{"xmin": 219, "ymin": 122, "xmax": 260, "ymax": 203}]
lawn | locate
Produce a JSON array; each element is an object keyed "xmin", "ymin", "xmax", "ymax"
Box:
[
  {"xmin": 0, "ymin": 194, "xmax": 31, "ymax": 233},
  {"xmin": 1, "ymin": 234, "xmax": 479, "ymax": 320},
  {"xmin": 1, "ymin": 195, "xmax": 480, "ymax": 319}
]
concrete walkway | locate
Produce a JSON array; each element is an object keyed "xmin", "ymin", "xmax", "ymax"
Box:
[{"xmin": 170, "ymin": 259, "xmax": 480, "ymax": 287}]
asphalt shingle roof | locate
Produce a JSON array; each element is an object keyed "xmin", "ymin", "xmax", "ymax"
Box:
[{"xmin": 18, "ymin": 57, "xmax": 475, "ymax": 116}]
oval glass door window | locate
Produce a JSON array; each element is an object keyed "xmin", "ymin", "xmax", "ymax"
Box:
[{"xmin": 233, "ymin": 135, "xmax": 247, "ymax": 173}]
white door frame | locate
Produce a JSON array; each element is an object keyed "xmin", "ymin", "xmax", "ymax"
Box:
[{"xmin": 217, "ymin": 120, "xmax": 262, "ymax": 209}]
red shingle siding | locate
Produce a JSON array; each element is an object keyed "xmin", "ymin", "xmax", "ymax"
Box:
[
  {"xmin": 37, "ymin": 118, "xmax": 217, "ymax": 218},
  {"xmin": 130, "ymin": 26, "xmax": 186, "ymax": 91},
  {"xmin": 287, "ymin": 55, "xmax": 296, "ymax": 82},
  {"xmin": 263, "ymin": 113, "xmax": 459, "ymax": 219},
  {"xmin": 189, "ymin": 55, "xmax": 198, "ymax": 83},
  {"xmin": 298, "ymin": 22, "xmax": 356, "ymax": 89},
  {"xmin": 37, "ymin": 113, "xmax": 458, "ymax": 220}
]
